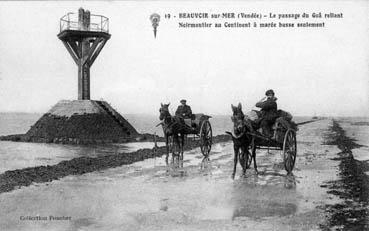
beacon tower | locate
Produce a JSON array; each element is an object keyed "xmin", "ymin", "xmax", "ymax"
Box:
[
  {"xmin": 20, "ymin": 8, "xmax": 139, "ymax": 144},
  {"xmin": 58, "ymin": 8, "xmax": 111, "ymax": 100}
]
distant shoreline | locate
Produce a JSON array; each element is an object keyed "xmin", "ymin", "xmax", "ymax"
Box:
[{"xmin": 1, "ymin": 112, "xmax": 367, "ymax": 118}]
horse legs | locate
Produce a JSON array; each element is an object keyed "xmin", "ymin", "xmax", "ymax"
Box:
[
  {"xmin": 252, "ymin": 144, "xmax": 258, "ymax": 174},
  {"xmin": 173, "ymin": 134, "xmax": 180, "ymax": 156},
  {"xmin": 165, "ymin": 134, "xmax": 170, "ymax": 164},
  {"xmin": 242, "ymin": 147, "xmax": 249, "ymax": 176},
  {"xmin": 180, "ymin": 133, "xmax": 185, "ymax": 159},
  {"xmin": 232, "ymin": 146, "xmax": 239, "ymax": 179}
]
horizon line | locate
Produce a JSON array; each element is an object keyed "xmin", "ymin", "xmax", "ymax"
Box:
[{"xmin": 0, "ymin": 111, "xmax": 367, "ymax": 118}]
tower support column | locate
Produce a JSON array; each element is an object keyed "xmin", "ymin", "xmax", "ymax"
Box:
[
  {"xmin": 78, "ymin": 62, "xmax": 90, "ymax": 100},
  {"xmin": 78, "ymin": 36, "xmax": 91, "ymax": 100},
  {"xmin": 58, "ymin": 8, "xmax": 111, "ymax": 100}
]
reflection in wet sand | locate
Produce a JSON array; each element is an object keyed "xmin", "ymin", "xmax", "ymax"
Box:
[
  {"xmin": 284, "ymin": 173, "xmax": 298, "ymax": 189},
  {"xmin": 232, "ymin": 202, "xmax": 297, "ymax": 220},
  {"xmin": 231, "ymin": 174, "xmax": 298, "ymax": 220},
  {"xmin": 200, "ymin": 157, "xmax": 211, "ymax": 169},
  {"xmin": 166, "ymin": 155, "xmax": 186, "ymax": 177}
]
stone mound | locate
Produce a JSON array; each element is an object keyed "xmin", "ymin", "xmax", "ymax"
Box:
[{"xmin": 24, "ymin": 100, "xmax": 139, "ymax": 144}]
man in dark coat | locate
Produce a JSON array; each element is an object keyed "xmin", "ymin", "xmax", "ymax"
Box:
[
  {"xmin": 255, "ymin": 89, "xmax": 278, "ymax": 137},
  {"xmin": 175, "ymin": 99, "xmax": 193, "ymax": 128},
  {"xmin": 175, "ymin": 99, "xmax": 192, "ymax": 118}
]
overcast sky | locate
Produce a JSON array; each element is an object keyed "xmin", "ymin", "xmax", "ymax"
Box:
[{"xmin": 0, "ymin": 1, "xmax": 368, "ymax": 116}]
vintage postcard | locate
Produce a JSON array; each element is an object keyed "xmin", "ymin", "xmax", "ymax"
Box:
[{"xmin": 0, "ymin": 1, "xmax": 368, "ymax": 230}]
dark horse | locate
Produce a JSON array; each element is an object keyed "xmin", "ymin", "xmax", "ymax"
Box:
[
  {"xmin": 159, "ymin": 103, "xmax": 187, "ymax": 161},
  {"xmin": 226, "ymin": 103, "xmax": 258, "ymax": 179}
]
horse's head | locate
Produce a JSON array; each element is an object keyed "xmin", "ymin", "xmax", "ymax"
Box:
[
  {"xmin": 231, "ymin": 103, "xmax": 247, "ymax": 137},
  {"xmin": 159, "ymin": 103, "xmax": 171, "ymax": 120}
]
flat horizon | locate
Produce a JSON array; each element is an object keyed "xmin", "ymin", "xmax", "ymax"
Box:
[{"xmin": 0, "ymin": 111, "xmax": 366, "ymax": 118}]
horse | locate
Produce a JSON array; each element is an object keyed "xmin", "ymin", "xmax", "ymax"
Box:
[
  {"xmin": 159, "ymin": 103, "xmax": 187, "ymax": 161},
  {"xmin": 226, "ymin": 103, "xmax": 258, "ymax": 179}
]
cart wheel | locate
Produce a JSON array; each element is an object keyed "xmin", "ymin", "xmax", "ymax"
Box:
[
  {"xmin": 200, "ymin": 120, "xmax": 212, "ymax": 157},
  {"xmin": 283, "ymin": 129, "xmax": 297, "ymax": 174}
]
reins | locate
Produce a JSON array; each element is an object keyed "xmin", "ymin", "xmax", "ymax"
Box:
[{"xmin": 160, "ymin": 113, "xmax": 177, "ymax": 134}]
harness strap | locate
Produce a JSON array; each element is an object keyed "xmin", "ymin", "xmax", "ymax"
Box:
[
  {"xmin": 161, "ymin": 115, "xmax": 178, "ymax": 133},
  {"xmin": 245, "ymin": 131, "xmax": 274, "ymax": 141}
]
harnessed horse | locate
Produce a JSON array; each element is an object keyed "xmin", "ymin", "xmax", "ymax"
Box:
[
  {"xmin": 159, "ymin": 103, "xmax": 187, "ymax": 161},
  {"xmin": 226, "ymin": 103, "xmax": 258, "ymax": 179}
]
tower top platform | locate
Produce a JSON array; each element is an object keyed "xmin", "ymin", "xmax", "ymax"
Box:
[
  {"xmin": 58, "ymin": 29, "xmax": 111, "ymax": 41},
  {"xmin": 58, "ymin": 8, "xmax": 111, "ymax": 40}
]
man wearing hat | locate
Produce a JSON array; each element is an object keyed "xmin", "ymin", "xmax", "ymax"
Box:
[
  {"xmin": 176, "ymin": 99, "xmax": 193, "ymax": 127},
  {"xmin": 255, "ymin": 89, "xmax": 278, "ymax": 137}
]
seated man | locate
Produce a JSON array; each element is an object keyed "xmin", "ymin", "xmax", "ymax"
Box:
[
  {"xmin": 255, "ymin": 89, "xmax": 278, "ymax": 138},
  {"xmin": 175, "ymin": 99, "xmax": 193, "ymax": 127}
]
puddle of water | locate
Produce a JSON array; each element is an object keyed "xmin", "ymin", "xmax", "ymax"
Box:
[
  {"xmin": 199, "ymin": 205, "xmax": 234, "ymax": 220},
  {"xmin": 0, "ymin": 141, "xmax": 165, "ymax": 173},
  {"xmin": 352, "ymin": 148, "xmax": 369, "ymax": 162},
  {"xmin": 232, "ymin": 202, "xmax": 297, "ymax": 219}
]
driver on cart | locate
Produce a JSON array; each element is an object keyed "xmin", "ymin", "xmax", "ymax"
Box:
[
  {"xmin": 255, "ymin": 89, "xmax": 279, "ymax": 138},
  {"xmin": 175, "ymin": 99, "xmax": 193, "ymax": 128}
]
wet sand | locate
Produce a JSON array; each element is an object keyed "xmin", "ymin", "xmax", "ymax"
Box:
[
  {"xmin": 0, "ymin": 135, "xmax": 230, "ymax": 194},
  {"xmin": 0, "ymin": 119, "xmax": 344, "ymax": 230},
  {"xmin": 1, "ymin": 118, "xmax": 368, "ymax": 230}
]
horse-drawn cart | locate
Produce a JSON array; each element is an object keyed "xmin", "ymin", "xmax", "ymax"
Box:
[
  {"xmin": 245, "ymin": 120, "xmax": 297, "ymax": 174},
  {"xmin": 229, "ymin": 104, "xmax": 299, "ymax": 176},
  {"xmin": 159, "ymin": 103, "xmax": 213, "ymax": 158},
  {"xmin": 167, "ymin": 114, "xmax": 213, "ymax": 157}
]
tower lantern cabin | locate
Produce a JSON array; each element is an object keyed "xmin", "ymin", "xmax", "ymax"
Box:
[{"xmin": 58, "ymin": 8, "xmax": 111, "ymax": 100}]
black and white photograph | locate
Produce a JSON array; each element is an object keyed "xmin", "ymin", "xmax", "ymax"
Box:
[{"xmin": 0, "ymin": 0, "xmax": 368, "ymax": 230}]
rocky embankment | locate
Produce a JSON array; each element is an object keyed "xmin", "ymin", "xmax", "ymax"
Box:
[
  {"xmin": 0, "ymin": 134, "xmax": 231, "ymax": 194},
  {"xmin": 320, "ymin": 120, "xmax": 369, "ymax": 230}
]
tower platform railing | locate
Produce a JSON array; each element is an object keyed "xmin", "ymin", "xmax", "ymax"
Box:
[{"xmin": 59, "ymin": 12, "xmax": 109, "ymax": 33}]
